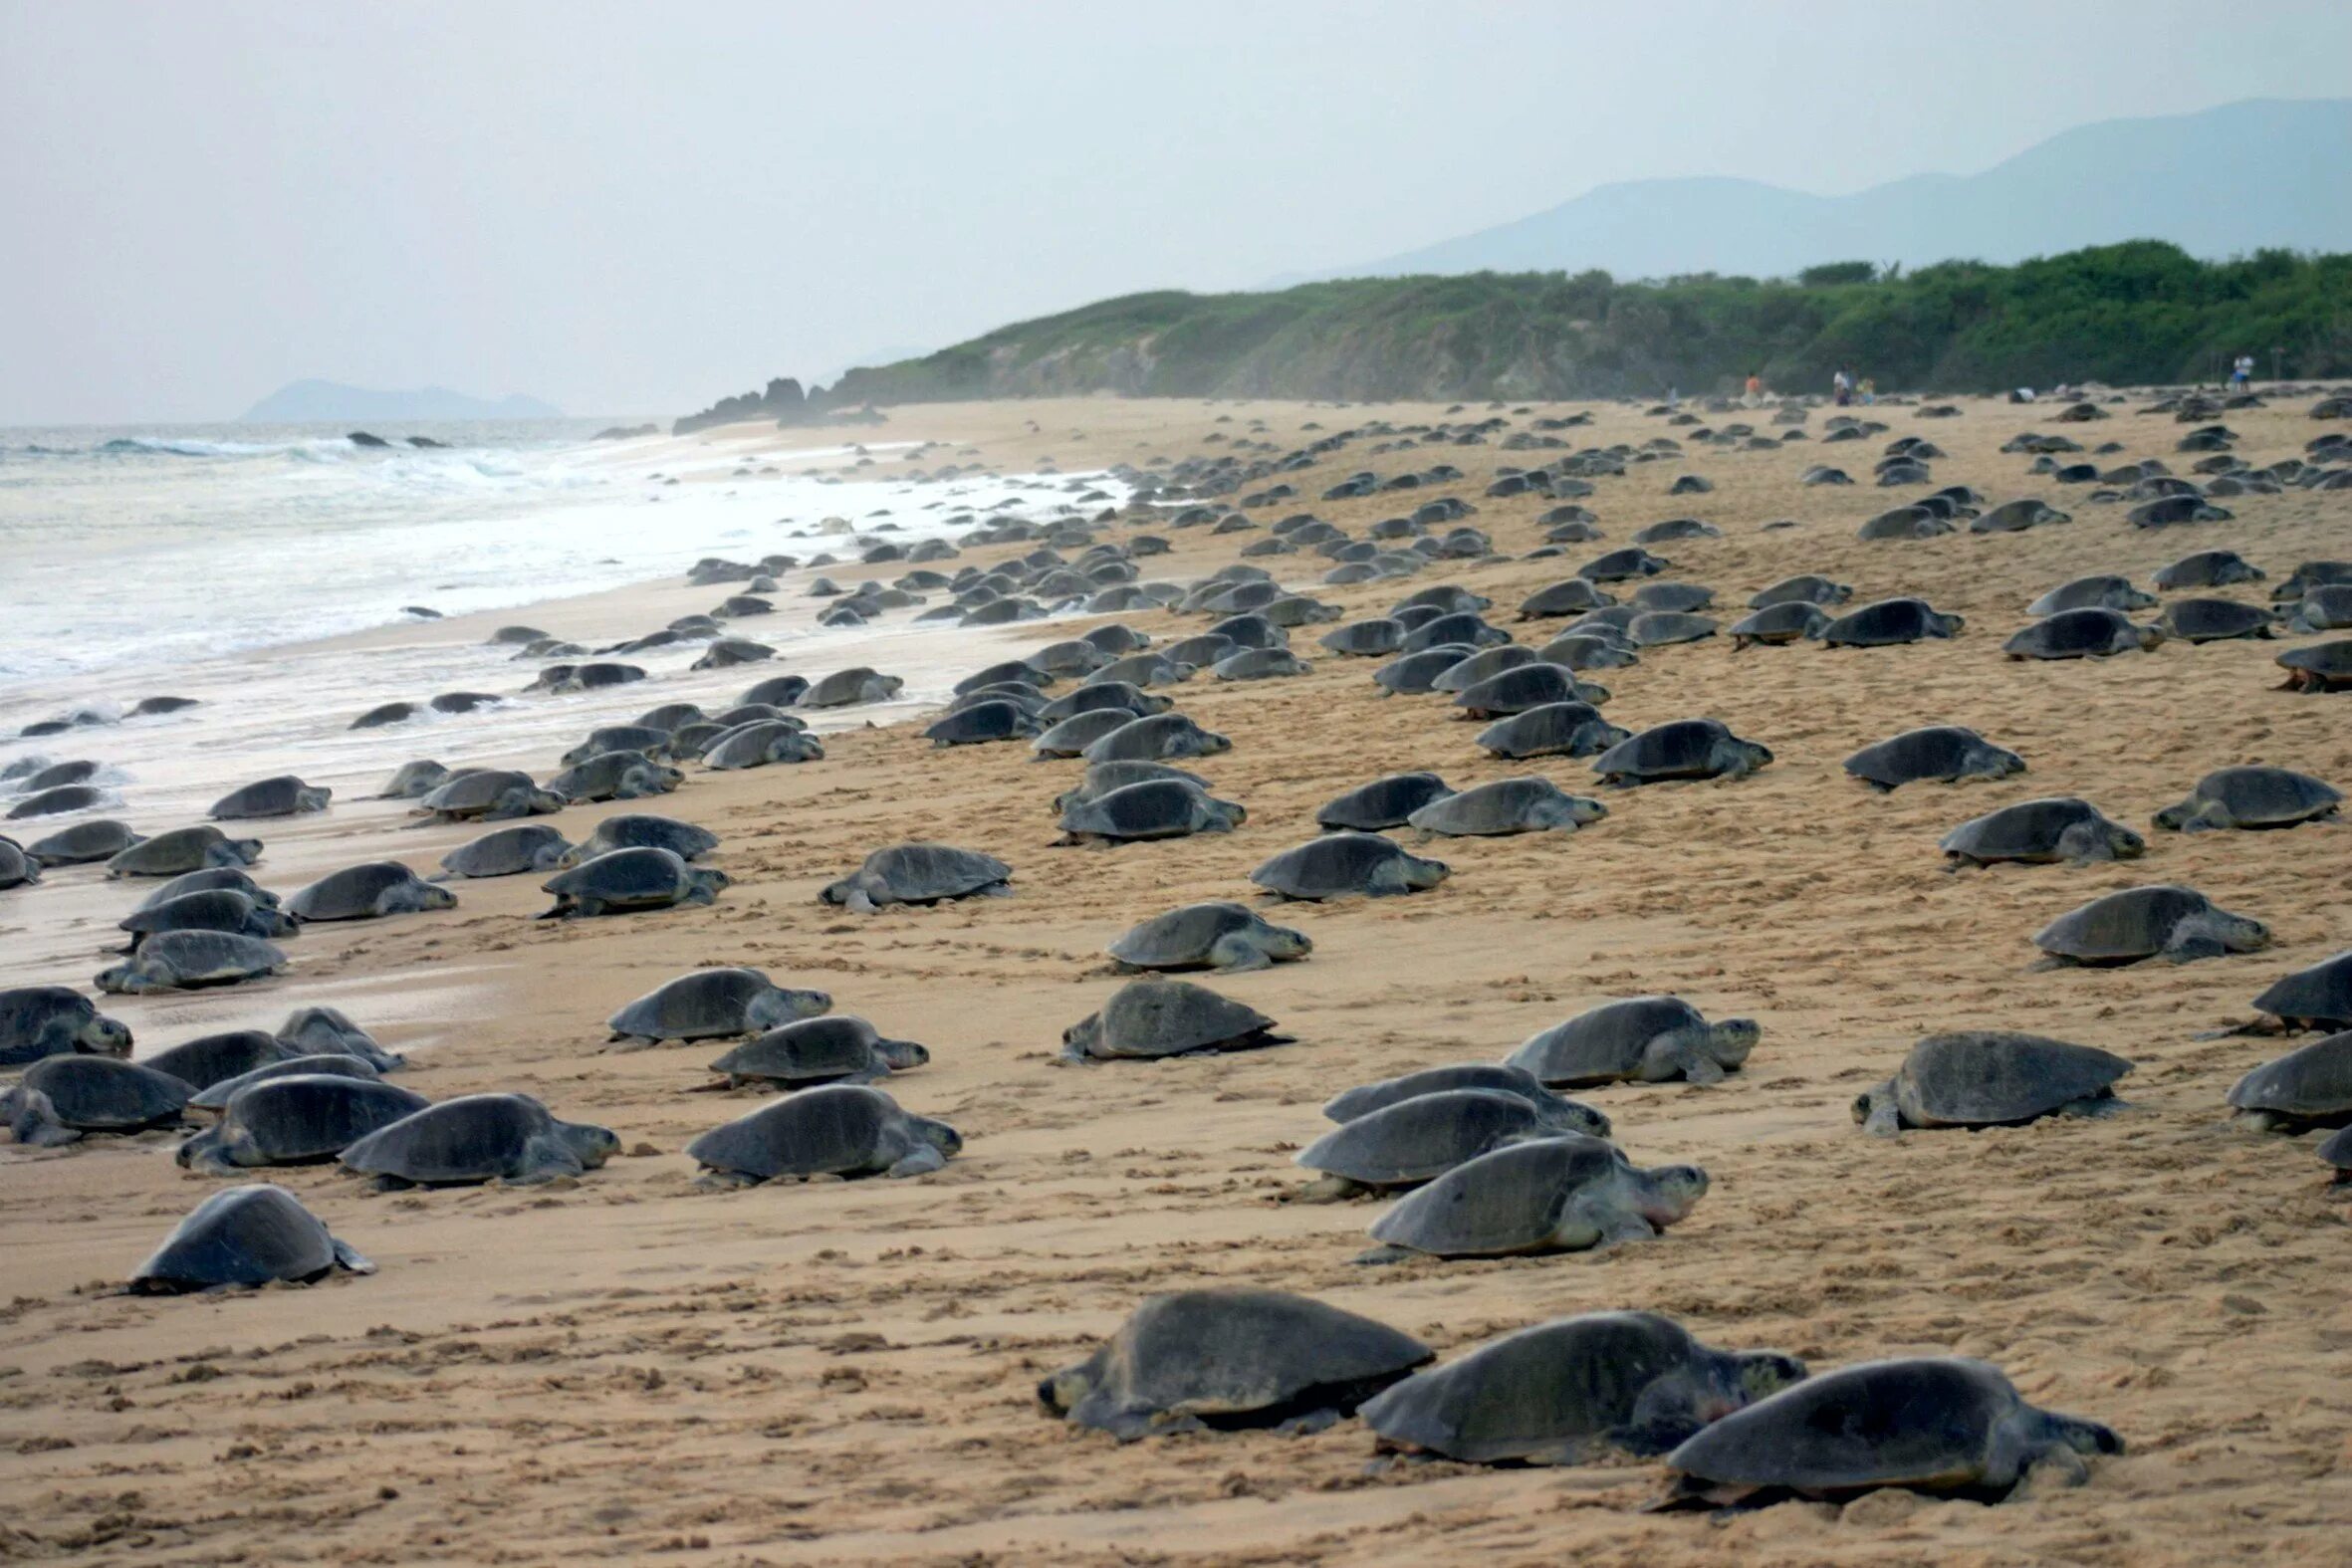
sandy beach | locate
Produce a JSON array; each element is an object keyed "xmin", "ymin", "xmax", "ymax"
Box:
[{"xmin": 4, "ymin": 392, "xmax": 2350, "ymax": 1566}]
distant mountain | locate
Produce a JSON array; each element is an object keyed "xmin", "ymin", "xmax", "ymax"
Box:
[
  {"xmin": 1294, "ymin": 99, "xmax": 2352, "ymax": 285},
  {"xmin": 239, "ymin": 379, "xmax": 564, "ymax": 423}
]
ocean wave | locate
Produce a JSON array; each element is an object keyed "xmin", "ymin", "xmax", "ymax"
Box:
[{"xmin": 98, "ymin": 434, "xmax": 355, "ymax": 460}]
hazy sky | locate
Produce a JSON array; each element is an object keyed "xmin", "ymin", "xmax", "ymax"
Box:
[{"xmin": 3, "ymin": 0, "xmax": 2348, "ymax": 425}]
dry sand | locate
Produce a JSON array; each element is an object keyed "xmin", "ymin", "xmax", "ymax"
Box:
[{"xmin": 3, "ymin": 393, "xmax": 2350, "ymax": 1565}]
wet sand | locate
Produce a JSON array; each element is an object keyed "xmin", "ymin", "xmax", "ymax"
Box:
[{"xmin": 3, "ymin": 394, "xmax": 2351, "ymax": 1565}]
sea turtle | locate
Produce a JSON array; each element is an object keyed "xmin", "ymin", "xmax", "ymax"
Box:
[
  {"xmin": 540, "ymin": 846, "xmax": 728, "ymax": 917},
  {"xmin": 1580, "ymin": 548, "xmax": 1669, "ymax": 582},
  {"xmin": 1322, "ymin": 1064, "xmax": 1608, "ymax": 1135},
  {"xmin": 1535, "ymin": 633, "xmax": 1639, "ymax": 670},
  {"xmin": 107, "ymin": 825, "xmax": 263, "ymax": 878},
  {"xmin": 1941, "ymin": 798, "xmax": 2144, "ymax": 866},
  {"xmin": 377, "ymin": 760, "xmax": 453, "ymax": 799},
  {"xmin": 1843, "ymin": 727, "xmax": 2025, "ymax": 791},
  {"xmin": 1214, "ymin": 648, "xmax": 1312, "ymax": 681},
  {"xmin": 117, "ymin": 888, "xmax": 295, "ymax": 950},
  {"xmin": 1061, "ymin": 978, "xmax": 1290, "ymax": 1062},
  {"xmin": 1476, "ymin": 703, "xmax": 1629, "ymax": 761},
  {"xmin": 95, "ymin": 930, "xmax": 288, "ymax": 995},
  {"xmin": 1854, "ymin": 1032, "xmax": 2135, "ymax": 1134},
  {"xmin": 1080, "ymin": 713, "xmax": 1232, "ymax": 765},
  {"xmin": 740, "ymin": 674, "xmax": 811, "ymax": 708},
  {"xmin": 925, "ymin": 700, "xmax": 1044, "ymax": 746},
  {"xmin": 415, "ymin": 770, "xmax": 565, "ymax": 821},
  {"xmin": 548, "ymin": 751, "xmax": 683, "ymax": 801},
  {"xmin": 2228, "ymin": 1025, "xmax": 2352, "ymax": 1127},
  {"xmin": 1316, "ymin": 774, "xmax": 1455, "ymax": 831},
  {"xmin": 685, "ymin": 1083, "xmax": 961, "ymax": 1184},
  {"xmin": 606, "ymin": 968, "xmax": 830, "ymax": 1046},
  {"xmin": 2155, "ymin": 550, "xmax": 2263, "ymax": 590},
  {"xmin": 1359, "ymin": 1311, "xmax": 1807, "ymax": 1464},
  {"xmin": 557, "ymin": 813, "xmax": 717, "ymax": 866},
  {"xmin": 1453, "ymin": 664, "xmax": 1601, "ymax": 718},
  {"xmin": 2027, "ymin": 575, "xmax": 2156, "ymax": 615},
  {"xmin": 339, "ymin": 1093, "xmax": 619, "ymax": 1186},
  {"xmin": 6, "ymin": 783, "xmax": 111, "ymax": 819},
  {"xmin": 1361, "ymin": 1134, "xmax": 1709, "ymax": 1260},
  {"xmin": 1058, "ymin": 781, "xmax": 1246, "ymax": 844},
  {"xmin": 178, "ymin": 1075, "xmax": 432, "ymax": 1173},
  {"xmin": 1, "ymin": 1053, "xmax": 191, "ymax": 1144},
  {"xmin": 208, "ymin": 776, "xmax": 332, "ymax": 820},
  {"xmin": 1591, "ymin": 720, "xmax": 1772, "ymax": 785},
  {"xmin": 188, "ymin": 1053, "xmax": 383, "ymax": 1112},
  {"xmin": 2003, "ymin": 607, "xmax": 2162, "ymax": 659},
  {"xmin": 1972, "ymin": 498, "xmax": 2071, "ymax": 534},
  {"xmin": 703, "ymin": 722, "xmax": 825, "ymax": 769},
  {"xmin": 1660, "ymin": 1358, "xmax": 2121, "ymax": 1506},
  {"xmin": 2129, "ymin": 494, "xmax": 2231, "ymax": 528},
  {"xmin": 1321, "ymin": 619, "xmax": 1407, "ymax": 656},
  {"xmin": 706, "ymin": 1016, "xmax": 929, "ymax": 1088},
  {"xmin": 1856, "ymin": 507, "xmax": 1953, "ymax": 541},
  {"xmin": 1750, "ymin": 574, "xmax": 1852, "ymax": 609},
  {"xmin": 1402, "ymin": 612, "xmax": 1510, "ymax": 653},
  {"xmin": 1106, "ymin": 902, "xmax": 1312, "ymax": 974},
  {"xmin": 438, "ymin": 823, "xmax": 574, "ymax": 878},
  {"xmin": 1037, "ymin": 1288, "xmax": 1432, "ymax": 1440},
  {"xmin": 350, "ymin": 701, "xmax": 419, "ymax": 730},
  {"xmin": 1518, "ymin": 579, "xmax": 1615, "ymax": 619},
  {"xmin": 1728, "ymin": 602, "xmax": 1828, "ymax": 647},
  {"xmin": 1814, "ymin": 598, "xmax": 1965, "ymax": 647},
  {"xmin": 1052, "ymin": 761, "xmax": 1211, "ymax": 816},
  {"xmin": 140, "ymin": 1028, "xmax": 305, "ymax": 1090},
  {"xmin": 1431, "ymin": 645, "xmax": 1537, "ymax": 693},
  {"xmin": 1038, "ymin": 681, "xmax": 1168, "ymax": 722},
  {"xmin": 277, "ymin": 1007, "xmax": 403, "ymax": 1069},
  {"xmin": 2032, "ymin": 886, "xmax": 2268, "ymax": 967},
  {"xmin": 821, "ymin": 843, "xmax": 1013, "ymax": 911},
  {"xmin": 2290, "ymin": 585, "xmax": 2352, "ymax": 632},
  {"xmin": 1294, "ymin": 1088, "xmax": 1569, "ymax": 1199},
  {"xmin": 2275, "ymin": 640, "xmax": 2352, "ymax": 693},
  {"xmin": 2154, "ymin": 766, "xmax": 2342, "ymax": 831},
  {"xmin": 1033, "ymin": 709, "xmax": 1137, "ymax": 759},
  {"xmin": 1629, "ymin": 611, "xmax": 1719, "ymax": 648},
  {"xmin": 134, "ymin": 866, "xmax": 278, "ymax": 911},
  {"xmin": 25, "ymin": 819, "xmax": 143, "ymax": 866},
  {"xmin": 1372, "ymin": 647, "xmax": 1478, "ymax": 695},
  {"xmin": 1507, "ymin": 996, "xmax": 1759, "ymax": 1086},
  {"xmin": 803, "ymin": 667, "xmax": 904, "ymax": 708},
  {"xmin": 1251, "ymin": 833, "xmax": 1449, "ymax": 900},
  {"xmin": 288, "ymin": 861, "xmax": 456, "ymax": 921},
  {"xmin": 1407, "ymin": 779, "xmax": 1607, "ymax": 837},
  {"xmin": 0, "ymin": 838, "xmax": 39, "ymax": 889},
  {"xmin": 128, "ymin": 1185, "xmax": 373, "ymax": 1292}
]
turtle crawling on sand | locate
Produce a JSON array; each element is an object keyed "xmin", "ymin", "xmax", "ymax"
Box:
[
  {"xmin": 1854, "ymin": 1031, "xmax": 2134, "ymax": 1134},
  {"xmin": 2, "ymin": 1054, "xmax": 192, "ymax": 1145},
  {"xmin": 1250, "ymin": 833, "xmax": 1449, "ymax": 900},
  {"xmin": 821, "ymin": 843, "xmax": 1012, "ymax": 911},
  {"xmin": 1322, "ymin": 1064, "xmax": 1607, "ymax": 1136},
  {"xmin": 2154, "ymin": 767, "xmax": 2342, "ymax": 832},
  {"xmin": 686, "ymin": 1083, "xmax": 961, "ymax": 1185},
  {"xmin": 539, "ymin": 846, "xmax": 728, "ymax": 918},
  {"xmin": 289, "ymin": 861, "xmax": 456, "ymax": 921},
  {"xmin": 1293, "ymin": 1088, "xmax": 1565, "ymax": 1200},
  {"xmin": 1061, "ymin": 978, "xmax": 1290, "ymax": 1062},
  {"xmin": 129, "ymin": 1185, "xmax": 372, "ymax": 1292},
  {"xmin": 706, "ymin": 1016, "xmax": 929, "ymax": 1089},
  {"xmin": 1941, "ymin": 798, "xmax": 2144, "ymax": 867},
  {"xmin": 2031, "ymin": 886, "xmax": 2268, "ymax": 966},
  {"xmin": 1843, "ymin": 726, "xmax": 2025, "ymax": 791},
  {"xmin": 1106, "ymin": 902, "xmax": 1311, "ymax": 974},
  {"xmin": 607, "ymin": 968, "xmax": 829, "ymax": 1046},
  {"xmin": 95, "ymin": 930, "xmax": 287, "ymax": 995},
  {"xmin": 1508, "ymin": 996, "xmax": 1759, "ymax": 1087},
  {"xmin": 177, "ymin": 1075, "xmax": 432, "ymax": 1173},
  {"xmin": 2226, "ymin": 1030, "xmax": 2352, "ymax": 1130},
  {"xmin": 339, "ymin": 1093, "xmax": 618, "ymax": 1186},
  {"xmin": 1360, "ymin": 1134, "xmax": 1708, "ymax": 1261}
]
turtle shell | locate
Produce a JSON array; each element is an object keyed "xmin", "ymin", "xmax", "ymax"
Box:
[
  {"xmin": 1315, "ymin": 774, "xmax": 1454, "ymax": 831},
  {"xmin": 183, "ymin": 1075, "xmax": 431, "ymax": 1167},
  {"xmin": 130, "ymin": 1185, "xmax": 369, "ymax": 1291},
  {"xmin": 2227, "ymin": 1030, "xmax": 2352, "ymax": 1120},
  {"xmin": 684, "ymin": 1083, "xmax": 957, "ymax": 1180},
  {"xmin": 1249, "ymin": 833, "xmax": 1448, "ymax": 900},
  {"xmin": 1507, "ymin": 997, "xmax": 1711, "ymax": 1085},
  {"xmin": 606, "ymin": 968, "xmax": 829, "ymax": 1043},
  {"xmin": 558, "ymin": 813, "xmax": 718, "ymax": 866},
  {"xmin": 1883, "ymin": 1031, "xmax": 2133, "ymax": 1127},
  {"xmin": 1367, "ymin": 1134, "xmax": 1633, "ymax": 1256},
  {"xmin": 441, "ymin": 824, "xmax": 573, "ymax": 878},
  {"xmin": 1062, "ymin": 979, "xmax": 1286, "ymax": 1061},
  {"xmin": 9, "ymin": 1054, "xmax": 190, "ymax": 1135},
  {"xmin": 339, "ymin": 1093, "xmax": 616, "ymax": 1185},
  {"xmin": 1296, "ymin": 1088, "xmax": 1550, "ymax": 1187}
]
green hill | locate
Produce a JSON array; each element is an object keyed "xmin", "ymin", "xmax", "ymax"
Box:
[{"xmin": 728, "ymin": 243, "xmax": 2350, "ymax": 426}]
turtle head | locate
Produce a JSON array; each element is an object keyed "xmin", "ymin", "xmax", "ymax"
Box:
[
  {"xmin": 1707, "ymin": 1017, "xmax": 1762, "ymax": 1067},
  {"xmin": 2151, "ymin": 798, "xmax": 2194, "ymax": 832},
  {"xmin": 874, "ymin": 1038, "xmax": 930, "ymax": 1071},
  {"xmin": 298, "ymin": 786, "xmax": 333, "ymax": 811},
  {"xmin": 1406, "ymin": 854, "xmax": 1451, "ymax": 890},
  {"xmin": 914, "ymin": 1116, "xmax": 962, "ymax": 1158},
  {"xmin": 78, "ymin": 1011, "xmax": 134, "ymax": 1057},
  {"xmin": 1641, "ymin": 1163, "xmax": 1710, "ymax": 1225},
  {"xmin": 751, "ymin": 987, "xmax": 831, "ymax": 1029},
  {"xmin": 2047, "ymin": 1411, "xmax": 2124, "ymax": 1456},
  {"xmin": 2135, "ymin": 624, "xmax": 2166, "ymax": 653},
  {"xmin": 1262, "ymin": 923, "xmax": 1314, "ymax": 962},
  {"xmin": 2220, "ymin": 913, "xmax": 2272, "ymax": 954},
  {"xmin": 93, "ymin": 961, "xmax": 154, "ymax": 995},
  {"xmin": 1563, "ymin": 794, "xmax": 1609, "ymax": 829},
  {"xmin": 1195, "ymin": 729, "xmax": 1233, "ymax": 757},
  {"xmin": 560, "ymin": 1120, "xmax": 622, "ymax": 1169},
  {"xmin": 213, "ymin": 838, "xmax": 266, "ymax": 867},
  {"xmin": 420, "ymin": 884, "xmax": 460, "ymax": 912},
  {"xmin": 1733, "ymin": 1350, "xmax": 1808, "ymax": 1405},
  {"xmin": 1037, "ymin": 1357, "xmax": 1095, "ymax": 1417},
  {"xmin": 2107, "ymin": 822, "xmax": 2148, "ymax": 859}
]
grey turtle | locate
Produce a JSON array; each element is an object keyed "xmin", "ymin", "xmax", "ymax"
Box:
[
  {"xmin": 2227, "ymin": 1027, "xmax": 2352, "ymax": 1127},
  {"xmin": 1251, "ymin": 833, "xmax": 1449, "ymax": 901},
  {"xmin": 1628, "ymin": 611, "xmax": 1718, "ymax": 648},
  {"xmin": 208, "ymin": 776, "xmax": 332, "ymax": 820},
  {"xmin": 685, "ymin": 1083, "xmax": 960, "ymax": 1185},
  {"xmin": 1856, "ymin": 507, "xmax": 1953, "ymax": 541},
  {"xmin": 134, "ymin": 866, "xmax": 278, "ymax": 911},
  {"xmin": 1061, "ymin": 978, "xmax": 1290, "ymax": 1062},
  {"xmin": 2003, "ymin": 607, "xmax": 2162, "ymax": 660},
  {"xmin": 1407, "ymin": 778, "xmax": 1607, "ymax": 837},
  {"xmin": 2154, "ymin": 766, "xmax": 2342, "ymax": 831},
  {"xmin": 1107, "ymin": 902, "xmax": 1312, "ymax": 974},
  {"xmin": 925, "ymin": 700, "xmax": 1044, "ymax": 746},
  {"xmin": 1361, "ymin": 1311, "xmax": 1807, "ymax": 1464},
  {"xmin": 2154, "ymin": 550, "xmax": 2263, "ymax": 590},
  {"xmin": 1508, "ymin": 996, "xmax": 1760, "ymax": 1087},
  {"xmin": 1052, "ymin": 761, "xmax": 1210, "ymax": 816},
  {"xmin": 540, "ymin": 846, "xmax": 728, "ymax": 918},
  {"xmin": 1323, "ymin": 1064, "xmax": 1607, "ymax": 1136},
  {"xmin": 1321, "ymin": 619, "xmax": 1407, "ymax": 657},
  {"xmin": 2, "ymin": 1053, "xmax": 191, "ymax": 1145},
  {"xmin": 803, "ymin": 667, "xmax": 904, "ymax": 708},
  {"xmin": 188, "ymin": 1053, "xmax": 383, "ymax": 1112},
  {"xmin": 821, "ymin": 843, "xmax": 1012, "ymax": 911},
  {"xmin": 377, "ymin": 760, "xmax": 453, "ymax": 799},
  {"xmin": 1372, "ymin": 647, "xmax": 1478, "ymax": 695},
  {"xmin": 1728, "ymin": 602, "xmax": 1827, "ymax": 647},
  {"xmin": 95, "ymin": 930, "xmax": 288, "ymax": 995},
  {"xmin": 1750, "ymin": 574, "xmax": 1852, "ymax": 608},
  {"xmin": 1972, "ymin": 498, "xmax": 2071, "ymax": 534},
  {"xmin": 1633, "ymin": 584, "xmax": 1717, "ymax": 616},
  {"xmin": 702, "ymin": 722, "xmax": 824, "ymax": 769},
  {"xmin": 2274, "ymin": 640, "xmax": 2352, "ymax": 694},
  {"xmin": 2028, "ymin": 575, "xmax": 2156, "ymax": 615},
  {"xmin": 9, "ymin": 784, "xmax": 111, "ymax": 818},
  {"xmin": 1453, "ymin": 663, "xmax": 1601, "ymax": 718},
  {"xmin": 290, "ymin": 861, "xmax": 456, "ymax": 921},
  {"xmin": 1476, "ymin": 703, "xmax": 1628, "ymax": 761},
  {"xmin": 1213, "ymin": 647, "xmax": 1311, "ymax": 682},
  {"xmin": 118, "ymin": 888, "xmax": 295, "ymax": 950},
  {"xmin": 2129, "ymin": 494, "xmax": 2231, "ymax": 528},
  {"xmin": 1362, "ymin": 1134, "xmax": 1709, "ymax": 1260},
  {"xmin": 438, "ymin": 823, "xmax": 573, "ymax": 879},
  {"xmin": 25, "ymin": 819, "xmax": 143, "ymax": 866},
  {"xmin": 1081, "ymin": 713, "xmax": 1232, "ymax": 765},
  {"xmin": 178, "ymin": 1075, "xmax": 432, "ymax": 1173},
  {"xmin": 706, "ymin": 1016, "xmax": 930, "ymax": 1089},
  {"xmin": 1402, "ymin": 612, "xmax": 1509, "ymax": 653},
  {"xmin": 1592, "ymin": 719, "xmax": 1772, "ymax": 785},
  {"xmin": 1535, "ymin": 632, "xmax": 1639, "ymax": 670},
  {"xmin": 1058, "ymin": 781, "xmax": 1246, "ymax": 845},
  {"xmin": 606, "ymin": 968, "xmax": 831, "ymax": 1046},
  {"xmin": 107, "ymin": 825, "xmax": 263, "ymax": 878},
  {"xmin": 0, "ymin": 838, "xmax": 39, "ymax": 889},
  {"xmin": 2289, "ymin": 584, "xmax": 2352, "ymax": 632},
  {"xmin": 128, "ymin": 1185, "xmax": 372, "ymax": 1292},
  {"xmin": 1294, "ymin": 1088, "xmax": 1566, "ymax": 1200},
  {"xmin": 277, "ymin": 1007, "xmax": 403, "ymax": 1069},
  {"xmin": 1518, "ymin": 579, "xmax": 1615, "ymax": 619},
  {"xmin": 340, "ymin": 1093, "xmax": 619, "ymax": 1186},
  {"xmin": 1431, "ymin": 645, "xmax": 1537, "ymax": 693},
  {"xmin": 1941, "ymin": 797, "xmax": 2144, "ymax": 867},
  {"xmin": 1037, "ymin": 681, "xmax": 1169, "ymax": 723},
  {"xmin": 1814, "ymin": 597, "xmax": 1965, "ymax": 647},
  {"xmin": 2033, "ymin": 885, "xmax": 2268, "ymax": 967},
  {"xmin": 1317, "ymin": 773, "xmax": 1454, "ymax": 831},
  {"xmin": 1660, "ymin": 1358, "xmax": 2120, "ymax": 1507},
  {"xmin": 1037, "ymin": 1287, "xmax": 1432, "ymax": 1441},
  {"xmin": 1854, "ymin": 1031, "xmax": 2135, "ymax": 1134},
  {"xmin": 139, "ymin": 1028, "xmax": 304, "ymax": 1090},
  {"xmin": 416, "ymin": 770, "xmax": 565, "ymax": 821},
  {"xmin": 548, "ymin": 751, "xmax": 683, "ymax": 801},
  {"xmin": 1843, "ymin": 727, "xmax": 2025, "ymax": 791},
  {"xmin": 2320, "ymin": 1123, "xmax": 2352, "ymax": 1189},
  {"xmin": 557, "ymin": 813, "xmax": 717, "ymax": 866},
  {"xmin": 1033, "ymin": 709, "xmax": 1137, "ymax": 759},
  {"xmin": 1580, "ymin": 548, "xmax": 1669, "ymax": 582}
]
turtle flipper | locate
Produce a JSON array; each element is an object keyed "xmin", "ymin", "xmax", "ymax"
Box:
[
  {"xmin": 2162, "ymin": 926, "xmax": 2227, "ymax": 964},
  {"xmin": 332, "ymin": 1238, "xmax": 377, "ymax": 1275},
  {"xmin": 1857, "ymin": 1087, "xmax": 1904, "ymax": 1137},
  {"xmin": 8, "ymin": 1090, "xmax": 80, "ymax": 1148},
  {"xmin": 1350, "ymin": 1244, "xmax": 1415, "ymax": 1266},
  {"xmin": 885, "ymin": 1144, "xmax": 946, "ymax": 1178},
  {"xmin": 1208, "ymin": 933, "xmax": 1273, "ymax": 973}
]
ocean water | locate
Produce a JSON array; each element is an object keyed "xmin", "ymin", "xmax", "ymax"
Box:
[{"xmin": 0, "ymin": 417, "xmax": 1125, "ymax": 824}]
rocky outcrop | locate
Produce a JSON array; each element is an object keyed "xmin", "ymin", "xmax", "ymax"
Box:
[{"xmin": 672, "ymin": 378, "xmax": 886, "ymax": 436}]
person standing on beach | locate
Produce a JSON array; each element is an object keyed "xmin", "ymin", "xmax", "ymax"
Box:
[
  {"xmin": 1744, "ymin": 371, "xmax": 1762, "ymax": 406},
  {"xmin": 2232, "ymin": 353, "xmax": 2253, "ymax": 390},
  {"xmin": 1860, "ymin": 375, "xmax": 1876, "ymax": 406},
  {"xmin": 1832, "ymin": 367, "xmax": 1850, "ymax": 407}
]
